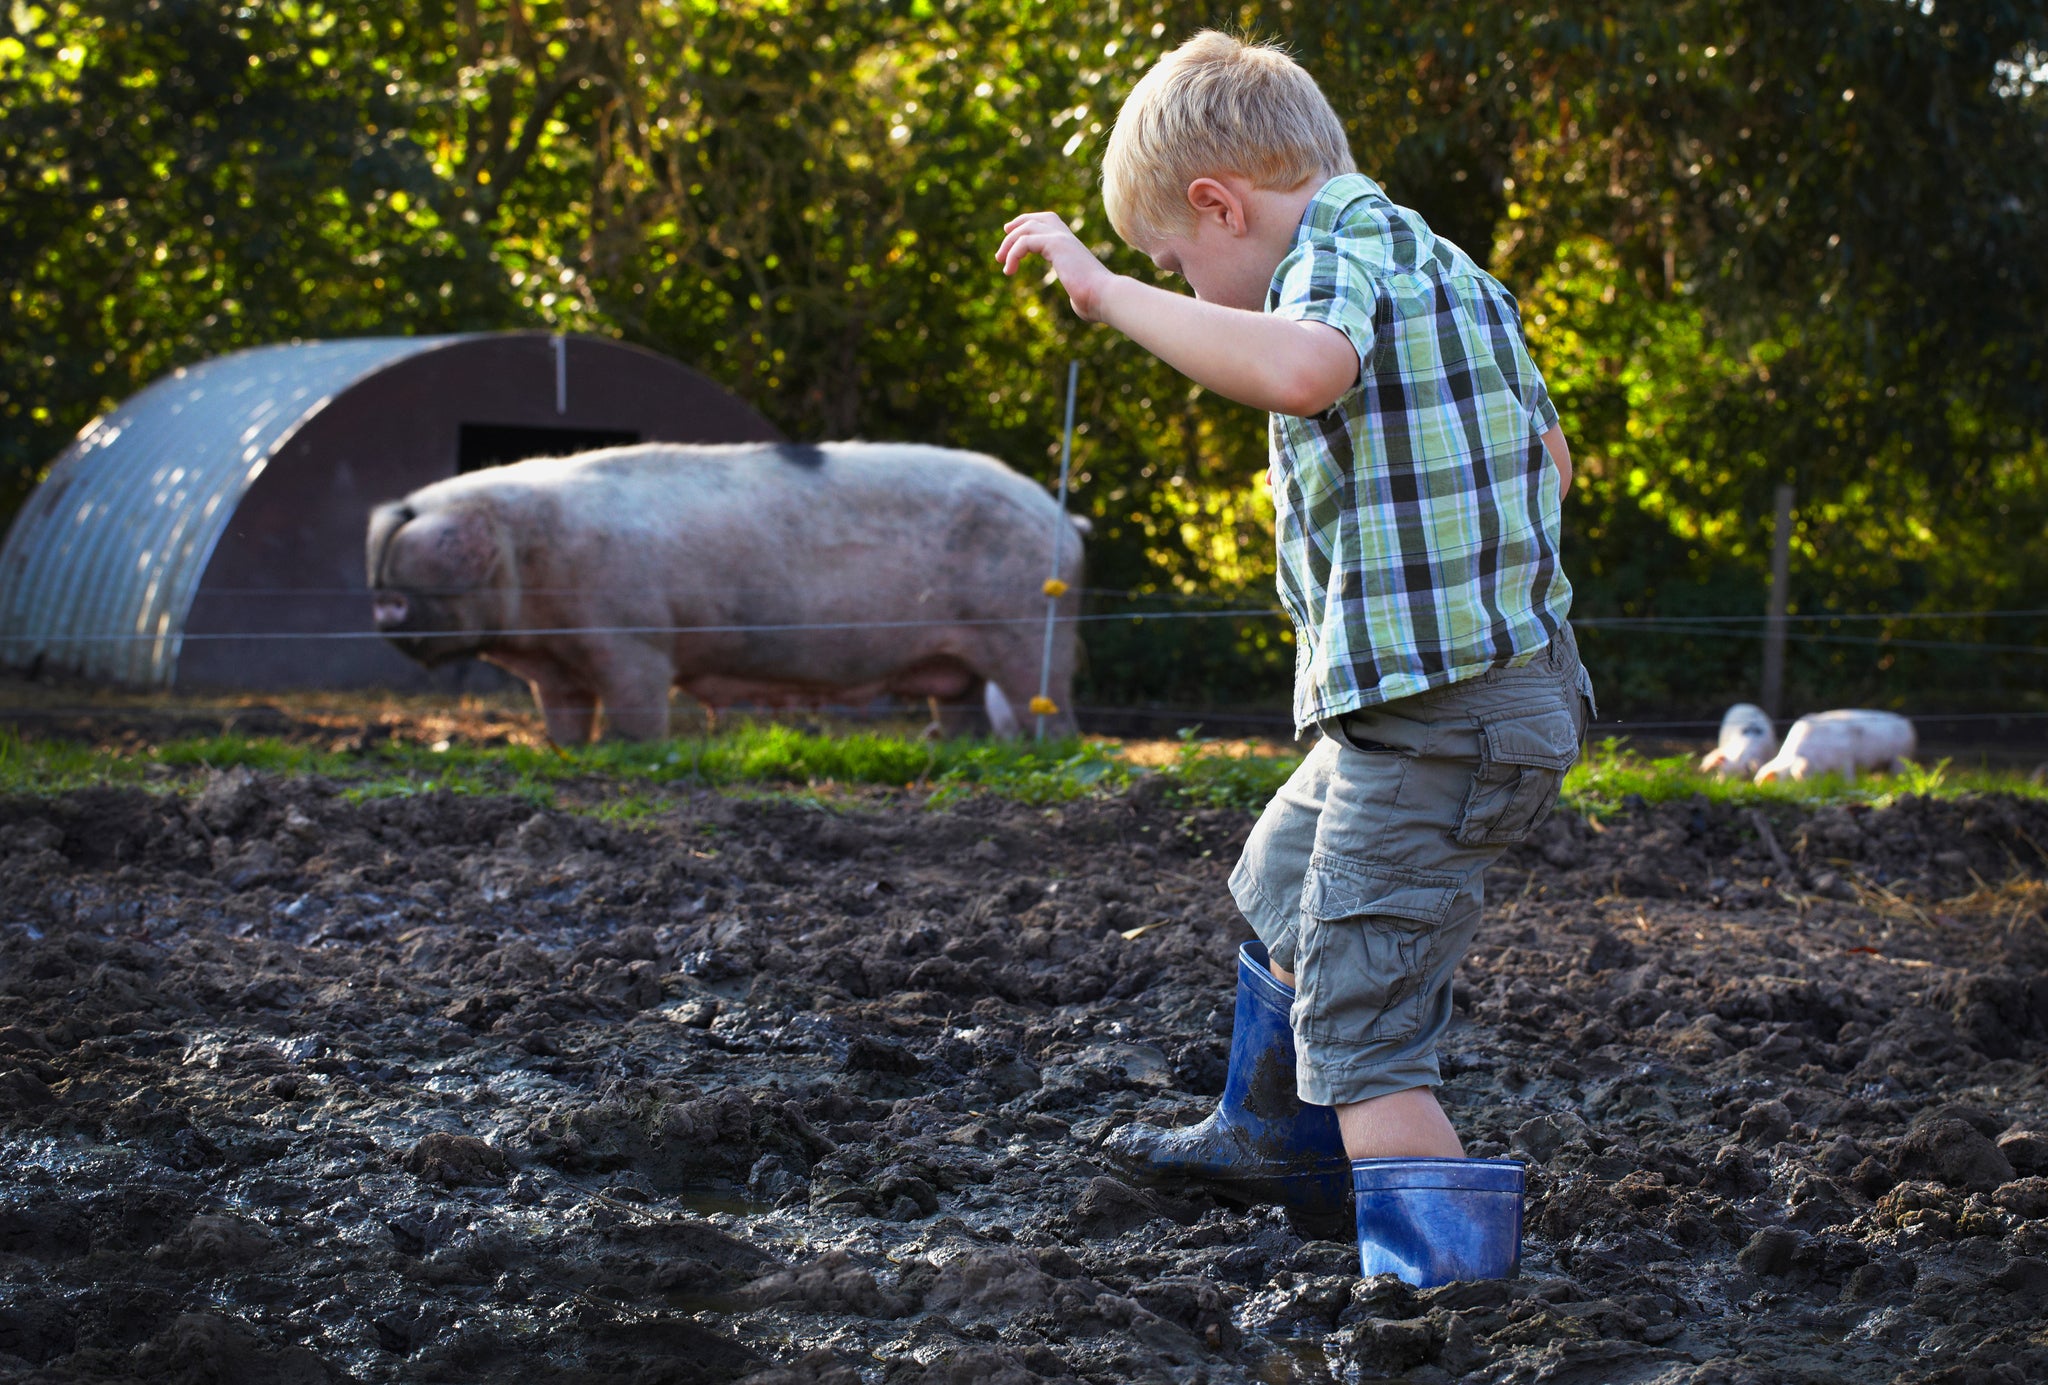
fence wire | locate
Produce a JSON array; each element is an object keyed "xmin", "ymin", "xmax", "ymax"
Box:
[
  {"xmin": 8, "ymin": 600, "xmax": 2046, "ymax": 655},
  {"xmin": 4, "ymin": 591, "xmax": 2044, "ymax": 734}
]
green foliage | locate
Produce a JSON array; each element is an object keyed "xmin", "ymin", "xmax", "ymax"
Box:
[
  {"xmin": 4, "ymin": 2, "xmax": 2046, "ymax": 712},
  {"xmin": 1159, "ymin": 727, "xmax": 1299, "ymax": 810}
]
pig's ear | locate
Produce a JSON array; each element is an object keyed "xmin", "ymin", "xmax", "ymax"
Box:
[{"xmin": 366, "ymin": 502, "xmax": 416, "ymax": 587}]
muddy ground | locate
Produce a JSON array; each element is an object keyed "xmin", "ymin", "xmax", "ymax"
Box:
[{"xmin": 2, "ymin": 768, "xmax": 2047, "ymax": 1385}]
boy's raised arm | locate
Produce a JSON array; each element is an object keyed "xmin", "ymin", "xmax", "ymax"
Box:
[{"xmin": 997, "ymin": 212, "xmax": 1358, "ymax": 418}]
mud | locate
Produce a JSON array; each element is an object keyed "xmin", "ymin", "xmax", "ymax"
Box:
[{"xmin": 2, "ymin": 770, "xmax": 2047, "ymax": 1384}]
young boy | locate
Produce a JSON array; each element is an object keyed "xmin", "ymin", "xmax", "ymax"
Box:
[{"xmin": 996, "ymin": 31, "xmax": 1593, "ymax": 1285}]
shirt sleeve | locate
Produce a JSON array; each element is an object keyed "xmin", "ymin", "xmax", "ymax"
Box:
[{"xmin": 1267, "ymin": 234, "xmax": 1380, "ymax": 384}]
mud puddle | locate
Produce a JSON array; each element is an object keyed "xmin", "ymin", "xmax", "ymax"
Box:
[{"xmin": 2, "ymin": 771, "xmax": 2046, "ymax": 1383}]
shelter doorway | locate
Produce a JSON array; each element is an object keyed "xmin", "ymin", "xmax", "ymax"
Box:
[{"xmin": 457, "ymin": 422, "xmax": 640, "ymax": 473}]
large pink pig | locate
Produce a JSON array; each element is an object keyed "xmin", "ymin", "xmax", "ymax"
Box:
[{"xmin": 366, "ymin": 442, "xmax": 1085, "ymax": 742}]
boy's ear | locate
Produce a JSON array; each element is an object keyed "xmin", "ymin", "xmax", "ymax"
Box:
[{"xmin": 1185, "ymin": 177, "xmax": 1247, "ymax": 234}]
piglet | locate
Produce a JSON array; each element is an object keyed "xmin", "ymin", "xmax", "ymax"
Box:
[
  {"xmin": 1752, "ymin": 710, "xmax": 1916, "ymax": 783},
  {"xmin": 1699, "ymin": 703, "xmax": 1777, "ymax": 779}
]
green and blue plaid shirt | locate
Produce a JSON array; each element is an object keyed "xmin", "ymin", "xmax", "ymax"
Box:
[{"xmin": 1267, "ymin": 173, "xmax": 1572, "ymax": 732}]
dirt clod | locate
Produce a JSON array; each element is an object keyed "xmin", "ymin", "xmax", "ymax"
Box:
[
  {"xmin": 403, "ymin": 1132, "xmax": 510, "ymax": 1186},
  {"xmin": 1895, "ymin": 1115, "xmax": 2017, "ymax": 1191}
]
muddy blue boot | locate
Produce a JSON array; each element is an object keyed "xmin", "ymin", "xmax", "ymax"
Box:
[
  {"xmin": 1352, "ymin": 1157, "xmax": 1525, "ymax": 1287},
  {"xmin": 1101, "ymin": 941, "xmax": 1349, "ymax": 1222}
]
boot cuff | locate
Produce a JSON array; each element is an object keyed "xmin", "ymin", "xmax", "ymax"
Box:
[
  {"xmin": 1351, "ymin": 1157, "xmax": 1525, "ymax": 1194},
  {"xmin": 1237, "ymin": 940, "xmax": 1297, "ymax": 1010}
]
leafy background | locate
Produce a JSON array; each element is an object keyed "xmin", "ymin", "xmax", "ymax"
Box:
[{"xmin": 4, "ymin": 0, "xmax": 2046, "ymax": 718}]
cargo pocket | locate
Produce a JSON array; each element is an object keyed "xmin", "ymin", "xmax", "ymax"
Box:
[
  {"xmin": 1295, "ymin": 854, "xmax": 1460, "ymax": 1045},
  {"xmin": 1452, "ymin": 702, "xmax": 1579, "ymax": 847}
]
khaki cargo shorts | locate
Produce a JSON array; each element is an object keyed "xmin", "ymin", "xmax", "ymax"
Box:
[{"xmin": 1229, "ymin": 626, "xmax": 1595, "ymax": 1107}]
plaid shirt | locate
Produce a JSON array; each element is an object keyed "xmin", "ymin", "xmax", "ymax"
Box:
[{"xmin": 1267, "ymin": 173, "xmax": 1572, "ymax": 732}]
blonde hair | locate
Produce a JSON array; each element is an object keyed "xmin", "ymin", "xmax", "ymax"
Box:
[{"xmin": 1102, "ymin": 31, "xmax": 1355, "ymax": 247}]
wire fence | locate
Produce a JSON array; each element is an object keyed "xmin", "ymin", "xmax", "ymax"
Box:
[
  {"xmin": 7, "ymin": 697, "xmax": 2048, "ymax": 745},
  {"xmin": 9, "ymin": 599, "xmax": 2048, "ymax": 654},
  {"xmin": 10, "ymin": 607, "xmax": 1278, "ymax": 646},
  {"xmin": 4, "ymin": 593, "xmax": 2045, "ymax": 735}
]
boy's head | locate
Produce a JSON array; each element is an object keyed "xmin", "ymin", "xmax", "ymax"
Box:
[{"xmin": 1102, "ymin": 31, "xmax": 1354, "ymax": 252}]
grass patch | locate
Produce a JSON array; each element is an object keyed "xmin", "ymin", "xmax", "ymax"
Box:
[
  {"xmin": 2, "ymin": 724, "xmax": 2041, "ymax": 816},
  {"xmin": 0, "ymin": 731, "xmax": 121, "ymax": 793},
  {"xmin": 0, "ymin": 723, "xmax": 1145, "ymax": 807},
  {"xmin": 1157, "ymin": 728, "xmax": 1299, "ymax": 809},
  {"xmin": 157, "ymin": 735, "xmax": 350, "ymax": 777},
  {"xmin": 1561, "ymin": 737, "xmax": 2048, "ymax": 816}
]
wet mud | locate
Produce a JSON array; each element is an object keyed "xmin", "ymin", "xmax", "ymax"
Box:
[{"xmin": 2, "ymin": 771, "xmax": 2046, "ymax": 1383}]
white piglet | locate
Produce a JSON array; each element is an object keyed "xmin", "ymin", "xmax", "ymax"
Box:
[
  {"xmin": 1699, "ymin": 703, "xmax": 1778, "ymax": 779},
  {"xmin": 1752, "ymin": 710, "xmax": 1917, "ymax": 783}
]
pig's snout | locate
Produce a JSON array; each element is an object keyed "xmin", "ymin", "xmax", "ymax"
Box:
[{"xmin": 372, "ymin": 592, "xmax": 410, "ymax": 628}]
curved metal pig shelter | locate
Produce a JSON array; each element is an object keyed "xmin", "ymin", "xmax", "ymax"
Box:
[{"xmin": 0, "ymin": 333, "xmax": 782, "ymax": 690}]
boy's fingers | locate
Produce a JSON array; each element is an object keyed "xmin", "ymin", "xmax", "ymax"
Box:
[
  {"xmin": 994, "ymin": 225, "xmax": 1036, "ymax": 265},
  {"xmin": 997, "ymin": 225, "xmax": 1034, "ymax": 258},
  {"xmin": 996, "ymin": 218, "xmax": 1088, "ymax": 282},
  {"xmin": 999, "ymin": 232, "xmax": 1050, "ymax": 276},
  {"xmin": 1004, "ymin": 212, "xmax": 1078, "ymax": 249}
]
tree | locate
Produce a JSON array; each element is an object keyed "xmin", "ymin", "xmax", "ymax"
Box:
[{"xmin": 5, "ymin": 0, "xmax": 2045, "ymax": 713}]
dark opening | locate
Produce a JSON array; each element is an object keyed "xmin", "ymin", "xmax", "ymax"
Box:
[{"xmin": 458, "ymin": 422, "xmax": 640, "ymax": 473}]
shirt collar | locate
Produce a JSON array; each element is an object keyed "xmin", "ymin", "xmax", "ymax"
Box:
[{"xmin": 1293, "ymin": 172, "xmax": 1386, "ymax": 245}]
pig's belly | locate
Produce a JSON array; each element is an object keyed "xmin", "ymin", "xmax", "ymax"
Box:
[{"xmin": 680, "ymin": 655, "xmax": 978, "ymax": 708}]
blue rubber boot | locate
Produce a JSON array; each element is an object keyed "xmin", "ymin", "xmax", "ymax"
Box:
[
  {"xmin": 1101, "ymin": 941, "xmax": 1350, "ymax": 1222},
  {"xmin": 1352, "ymin": 1157, "xmax": 1525, "ymax": 1287}
]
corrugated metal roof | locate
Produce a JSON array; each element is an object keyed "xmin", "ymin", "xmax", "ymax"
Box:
[{"xmin": 0, "ymin": 335, "xmax": 473, "ymax": 686}]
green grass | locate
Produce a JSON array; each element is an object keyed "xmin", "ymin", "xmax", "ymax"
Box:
[
  {"xmin": 1560, "ymin": 737, "xmax": 2047, "ymax": 816},
  {"xmin": 1, "ymin": 724, "xmax": 2041, "ymax": 817},
  {"xmin": 0, "ymin": 723, "xmax": 1143, "ymax": 809}
]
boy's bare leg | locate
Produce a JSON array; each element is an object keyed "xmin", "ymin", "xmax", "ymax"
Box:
[
  {"xmin": 1268, "ymin": 959, "xmax": 1466, "ymax": 1160},
  {"xmin": 1337, "ymin": 1089, "xmax": 1465, "ymax": 1160}
]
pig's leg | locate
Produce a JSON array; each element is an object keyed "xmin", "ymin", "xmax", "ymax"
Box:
[
  {"xmin": 983, "ymin": 682, "xmax": 1021, "ymax": 738},
  {"xmin": 590, "ymin": 644, "xmax": 676, "ymax": 741},
  {"xmin": 526, "ymin": 665, "xmax": 599, "ymax": 745},
  {"xmin": 981, "ymin": 646, "xmax": 1076, "ymax": 739}
]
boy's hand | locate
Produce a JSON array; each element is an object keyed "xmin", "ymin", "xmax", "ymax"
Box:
[
  {"xmin": 997, "ymin": 212, "xmax": 1118, "ymax": 321},
  {"xmin": 996, "ymin": 209, "xmax": 1357, "ymax": 416}
]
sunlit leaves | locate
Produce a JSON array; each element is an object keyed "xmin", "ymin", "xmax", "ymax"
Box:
[{"xmin": 2, "ymin": 0, "xmax": 2045, "ymax": 712}]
